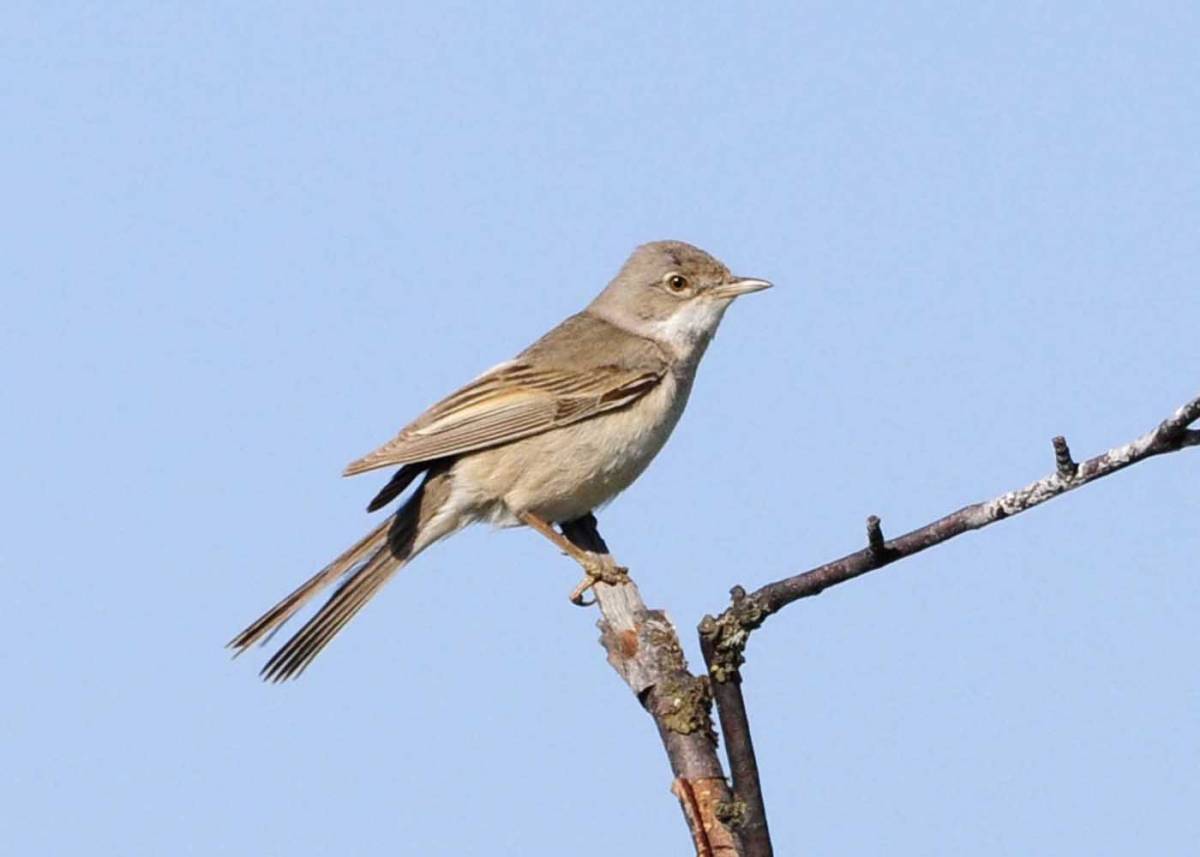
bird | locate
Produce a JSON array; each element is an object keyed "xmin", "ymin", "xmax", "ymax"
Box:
[{"xmin": 229, "ymin": 240, "xmax": 772, "ymax": 680}]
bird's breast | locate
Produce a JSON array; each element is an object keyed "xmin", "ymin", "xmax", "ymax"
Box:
[{"xmin": 455, "ymin": 369, "xmax": 696, "ymax": 524}]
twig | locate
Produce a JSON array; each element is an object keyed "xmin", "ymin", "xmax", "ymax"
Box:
[
  {"xmin": 698, "ymin": 596, "xmax": 770, "ymax": 857},
  {"xmin": 758, "ymin": 392, "xmax": 1198, "ymax": 613},
  {"xmin": 866, "ymin": 514, "xmax": 889, "ymax": 558},
  {"xmin": 1052, "ymin": 435, "xmax": 1078, "ymax": 479},
  {"xmin": 699, "ymin": 391, "xmax": 1200, "ymax": 857}
]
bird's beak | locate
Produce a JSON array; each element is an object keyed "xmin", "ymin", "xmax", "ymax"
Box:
[{"xmin": 710, "ymin": 277, "xmax": 773, "ymax": 299}]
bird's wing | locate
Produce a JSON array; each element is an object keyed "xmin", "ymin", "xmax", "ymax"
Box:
[{"xmin": 343, "ymin": 361, "xmax": 666, "ymax": 475}]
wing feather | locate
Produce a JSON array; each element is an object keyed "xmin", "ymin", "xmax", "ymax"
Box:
[{"xmin": 344, "ymin": 363, "xmax": 664, "ymax": 476}]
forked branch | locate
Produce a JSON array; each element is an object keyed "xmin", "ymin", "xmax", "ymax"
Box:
[
  {"xmin": 699, "ymin": 391, "xmax": 1200, "ymax": 857},
  {"xmin": 551, "ymin": 394, "xmax": 1196, "ymax": 857}
]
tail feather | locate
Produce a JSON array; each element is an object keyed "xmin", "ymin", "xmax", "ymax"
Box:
[
  {"xmin": 365, "ymin": 463, "xmax": 424, "ymax": 512},
  {"xmin": 261, "ymin": 549, "xmax": 401, "ymax": 681},
  {"xmin": 233, "ymin": 463, "xmax": 457, "ymax": 681},
  {"xmin": 227, "ymin": 516, "xmax": 393, "ymax": 654}
]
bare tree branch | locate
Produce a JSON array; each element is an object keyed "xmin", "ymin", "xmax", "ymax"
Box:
[
  {"xmin": 698, "ymin": 609, "xmax": 771, "ymax": 857},
  {"xmin": 698, "ymin": 391, "xmax": 1200, "ymax": 857},
  {"xmin": 548, "ymin": 394, "xmax": 1196, "ymax": 856},
  {"xmin": 560, "ymin": 515, "xmax": 743, "ymax": 856}
]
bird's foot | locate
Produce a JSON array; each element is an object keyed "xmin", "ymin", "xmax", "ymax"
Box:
[
  {"xmin": 569, "ymin": 559, "xmax": 630, "ymax": 607},
  {"xmin": 517, "ymin": 510, "xmax": 630, "ymax": 606}
]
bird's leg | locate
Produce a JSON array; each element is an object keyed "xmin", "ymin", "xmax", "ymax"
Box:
[
  {"xmin": 518, "ymin": 511, "xmax": 628, "ymax": 606},
  {"xmin": 559, "ymin": 513, "xmax": 630, "ymax": 604},
  {"xmin": 558, "ymin": 512, "xmax": 609, "ymax": 553}
]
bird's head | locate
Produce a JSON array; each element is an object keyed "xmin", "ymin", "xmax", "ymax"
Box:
[{"xmin": 589, "ymin": 240, "xmax": 772, "ymax": 357}]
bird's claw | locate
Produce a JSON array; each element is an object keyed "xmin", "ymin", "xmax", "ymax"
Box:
[{"xmin": 568, "ymin": 561, "xmax": 629, "ymax": 607}]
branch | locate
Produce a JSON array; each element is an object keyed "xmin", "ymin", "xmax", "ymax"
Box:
[
  {"xmin": 560, "ymin": 515, "xmax": 743, "ymax": 856},
  {"xmin": 699, "ymin": 391, "xmax": 1200, "ymax": 857},
  {"xmin": 699, "ymin": 604, "xmax": 771, "ymax": 857}
]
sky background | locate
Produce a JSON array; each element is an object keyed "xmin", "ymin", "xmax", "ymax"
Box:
[{"xmin": 4, "ymin": 3, "xmax": 1198, "ymax": 855}]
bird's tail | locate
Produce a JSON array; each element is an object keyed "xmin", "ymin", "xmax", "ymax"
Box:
[
  {"xmin": 229, "ymin": 465, "xmax": 457, "ymax": 681},
  {"xmin": 227, "ymin": 518, "xmax": 393, "ymax": 655}
]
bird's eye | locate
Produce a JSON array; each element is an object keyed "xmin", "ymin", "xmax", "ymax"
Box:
[{"xmin": 665, "ymin": 274, "xmax": 689, "ymax": 293}]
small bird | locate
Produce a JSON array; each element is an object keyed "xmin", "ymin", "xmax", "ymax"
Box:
[{"xmin": 230, "ymin": 240, "xmax": 771, "ymax": 680}]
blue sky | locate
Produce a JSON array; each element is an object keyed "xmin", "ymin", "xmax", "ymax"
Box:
[{"xmin": 4, "ymin": 3, "xmax": 1198, "ymax": 855}]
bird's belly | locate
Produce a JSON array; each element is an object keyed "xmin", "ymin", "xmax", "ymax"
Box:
[{"xmin": 455, "ymin": 372, "xmax": 691, "ymax": 524}]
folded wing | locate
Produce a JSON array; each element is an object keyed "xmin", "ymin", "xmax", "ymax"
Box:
[{"xmin": 344, "ymin": 362, "xmax": 665, "ymax": 476}]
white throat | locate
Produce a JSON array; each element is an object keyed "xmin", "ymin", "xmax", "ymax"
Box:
[{"xmin": 643, "ymin": 298, "xmax": 732, "ymax": 364}]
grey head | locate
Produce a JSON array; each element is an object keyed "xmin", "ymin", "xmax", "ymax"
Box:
[{"xmin": 587, "ymin": 240, "xmax": 772, "ymax": 359}]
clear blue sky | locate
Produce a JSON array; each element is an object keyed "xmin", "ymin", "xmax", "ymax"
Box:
[{"xmin": 5, "ymin": 3, "xmax": 1198, "ymax": 855}]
